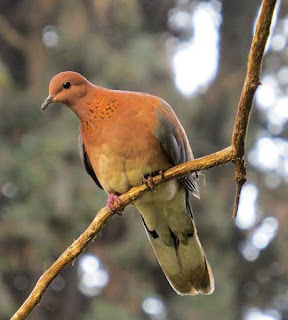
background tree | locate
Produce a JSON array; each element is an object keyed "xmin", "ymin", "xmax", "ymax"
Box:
[{"xmin": 0, "ymin": 1, "xmax": 287, "ymax": 319}]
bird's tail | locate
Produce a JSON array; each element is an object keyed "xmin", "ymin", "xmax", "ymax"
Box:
[{"xmin": 142, "ymin": 219, "xmax": 214, "ymax": 295}]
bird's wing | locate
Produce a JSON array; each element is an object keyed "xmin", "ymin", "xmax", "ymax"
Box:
[
  {"xmin": 78, "ymin": 126, "xmax": 103, "ymax": 189},
  {"xmin": 153, "ymin": 101, "xmax": 200, "ymax": 198}
]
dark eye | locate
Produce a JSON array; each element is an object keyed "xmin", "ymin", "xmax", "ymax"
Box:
[{"xmin": 63, "ymin": 81, "xmax": 71, "ymax": 89}]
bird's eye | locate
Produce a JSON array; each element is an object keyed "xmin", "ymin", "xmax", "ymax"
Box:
[{"xmin": 63, "ymin": 81, "xmax": 71, "ymax": 89}]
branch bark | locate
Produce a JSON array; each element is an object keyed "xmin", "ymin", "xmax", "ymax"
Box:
[
  {"xmin": 231, "ymin": 0, "xmax": 277, "ymax": 217},
  {"xmin": 10, "ymin": 0, "xmax": 277, "ymax": 319}
]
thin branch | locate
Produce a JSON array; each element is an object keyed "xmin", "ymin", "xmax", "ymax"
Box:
[
  {"xmin": 10, "ymin": 0, "xmax": 277, "ymax": 318},
  {"xmin": 231, "ymin": 0, "xmax": 277, "ymax": 217}
]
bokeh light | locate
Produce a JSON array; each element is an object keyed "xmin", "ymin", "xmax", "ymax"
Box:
[
  {"xmin": 42, "ymin": 25, "xmax": 60, "ymax": 48},
  {"xmin": 249, "ymin": 135, "xmax": 288, "ymax": 183},
  {"xmin": 235, "ymin": 184, "xmax": 258, "ymax": 230},
  {"xmin": 240, "ymin": 241, "xmax": 260, "ymax": 262},
  {"xmin": 240, "ymin": 216, "xmax": 278, "ymax": 262},
  {"xmin": 142, "ymin": 296, "xmax": 166, "ymax": 319},
  {"xmin": 1, "ymin": 182, "xmax": 17, "ymax": 198},
  {"xmin": 244, "ymin": 308, "xmax": 281, "ymax": 320},
  {"xmin": 78, "ymin": 254, "xmax": 109, "ymax": 297},
  {"xmin": 251, "ymin": 217, "xmax": 279, "ymax": 250},
  {"xmin": 172, "ymin": 1, "xmax": 221, "ymax": 95}
]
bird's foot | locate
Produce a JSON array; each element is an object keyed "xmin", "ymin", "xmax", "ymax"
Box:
[
  {"xmin": 143, "ymin": 170, "xmax": 166, "ymax": 192},
  {"xmin": 106, "ymin": 193, "xmax": 123, "ymax": 215},
  {"xmin": 143, "ymin": 176, "xmax": 155, "ymax": 192}
]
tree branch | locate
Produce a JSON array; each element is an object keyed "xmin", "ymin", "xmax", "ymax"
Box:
[
  {"xmin": 10, "ymin": 0, "xmax": 277, "ymax": 319},
  {"xmin": 231, "ymin": 0, "xmax": 277, "ymax": 218},
  {"xmin": 11, "ymin": 147, "xmax": 234, "ymax": 320}
]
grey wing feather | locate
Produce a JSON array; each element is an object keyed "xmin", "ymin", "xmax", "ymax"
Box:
[
  {"xmin": 153, "ymin": 103, "xmax": 200, "ymax": 198},
  {"xmin": 78, "ymin": 127, "xmax": 103, "ymax": 190}
]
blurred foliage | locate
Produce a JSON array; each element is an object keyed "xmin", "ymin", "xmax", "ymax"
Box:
[{"xmin": 0, "ymin": 0, "xmax": 287, "ymax": 320}]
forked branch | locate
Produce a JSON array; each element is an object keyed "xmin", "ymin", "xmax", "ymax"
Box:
[{"xmin": 11, "ymin": 0, "xmax": 277, "ymax": 319}]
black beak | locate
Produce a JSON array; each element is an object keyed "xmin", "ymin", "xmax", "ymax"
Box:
[{"xmin": 41, "ymin": 95, "xmax": 55, "ymax": 111}]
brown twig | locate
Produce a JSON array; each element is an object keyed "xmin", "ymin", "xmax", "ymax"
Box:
[
  {"xmin": 231, "ymin": 0, "xmax": 277, "ymax": 217},
  {"xmin": 10, "ymin": 0, "xmax": 277, "ymax": 318}
]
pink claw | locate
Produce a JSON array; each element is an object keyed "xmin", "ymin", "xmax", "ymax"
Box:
[{"xmin": 106, "ymin": 193, "xmax": 123, "ymax": 215}]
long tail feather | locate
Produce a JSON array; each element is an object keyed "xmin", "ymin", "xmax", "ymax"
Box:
[{"xmin": 143, "ymin": 219, "xmax": 214, "ymax": 295}]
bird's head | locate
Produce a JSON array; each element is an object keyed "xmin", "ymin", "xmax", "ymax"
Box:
[{"xmin": 41, "ymin": 71, "xmax": 91, "ymax": 111}]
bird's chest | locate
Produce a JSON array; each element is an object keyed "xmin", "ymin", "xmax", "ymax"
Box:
[{"xmin": 84, "ymin": 121, "xmax": 170, "ymax": 194}]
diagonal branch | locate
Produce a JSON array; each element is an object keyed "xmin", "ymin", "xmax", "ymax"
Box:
[
  {"xmin": 10, "ymin": 0, "xmax": 277, "ymax": 319},
  {"xmin": 11, "ymin": 147, "xmax": 233, "ymax": 320}
]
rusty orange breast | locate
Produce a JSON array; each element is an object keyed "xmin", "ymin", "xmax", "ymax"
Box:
[{"xmin": 79, "ymin": 89, "xmax": 171, "ymax": 193}]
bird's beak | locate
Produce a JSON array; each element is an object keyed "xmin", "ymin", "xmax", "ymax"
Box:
[{"xmin": 41, "ymin": 95, "xmax": 55, "ymax": 111}]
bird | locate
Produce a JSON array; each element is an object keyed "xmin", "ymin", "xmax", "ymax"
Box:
[{"xmin": 41, "ymin": 71, "xmax": 214, "ymax": 295}]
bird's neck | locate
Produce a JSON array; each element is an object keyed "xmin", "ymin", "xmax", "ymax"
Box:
[{"xmin": 72, "ymin": 86, "xmax": 119, "ymax": 130}]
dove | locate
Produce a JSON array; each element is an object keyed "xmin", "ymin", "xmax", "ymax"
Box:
[{"xmin": 41, "ymin": 71, "xmax": 214, "ymax": 295}]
